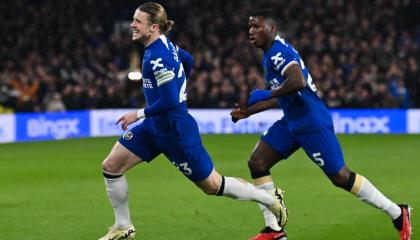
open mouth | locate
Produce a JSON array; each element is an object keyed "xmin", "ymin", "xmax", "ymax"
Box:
[{"xmin": 249, "ymin": 36, "xmax": 256, "ymax": 44}]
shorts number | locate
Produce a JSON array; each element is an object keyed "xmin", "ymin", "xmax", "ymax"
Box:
[
  {"xmin": 172, "ymin": 161, "xmax": 192, "ymax": 176},
  {"xmin": 312, "ymin": 152, "xmax": 325, "ymax": 167}
]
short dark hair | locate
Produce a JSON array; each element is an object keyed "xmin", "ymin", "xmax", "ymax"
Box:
[
  {"xmin": 250, "ymin": 8, "xmax": 279, "ymax": 28},
  {"xmin": 250, "ymin": 7, "xmax": 278, "ymax": 22}
]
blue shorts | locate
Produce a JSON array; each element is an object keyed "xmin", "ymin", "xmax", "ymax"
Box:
[
  {"xmin": 118, "ymin": 117, "xmax": 214, "ymax": 182},
  {"xmin": 261, "ymin": 119, "xmax": 345, "ymax": 175}
]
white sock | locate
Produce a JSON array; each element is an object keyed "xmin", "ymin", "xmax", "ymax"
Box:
[
  {"xmin": 104, "ymin": 175, "xmax": 132, "ymax": 228},
  {"xmin": 351, "ymin": 174, "xmax": 401, "ymax": 220},
  {"xmin": 256, "ymin": 182, "xmax": 281, "ymax": 231},
  {"xmin": 222, "ymin": 177, "xmax": 274, "ymax": 206}
]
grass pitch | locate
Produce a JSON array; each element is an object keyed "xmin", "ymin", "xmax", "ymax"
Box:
[{"xmin": 0, "ymin": 134, "xmax": 418, "ymax": 240}]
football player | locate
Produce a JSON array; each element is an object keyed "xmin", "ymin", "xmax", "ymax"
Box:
[
  {"xmin": 231, "ymin": 7, "xmax": 412, "ymax": 240},
  {"xmin": 99, "ymin": 3, "xmax": 287, "ymax": 240}
]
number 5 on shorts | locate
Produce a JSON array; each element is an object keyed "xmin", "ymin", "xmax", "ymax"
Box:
[{"xmin": 312, "ymin": 152, "xmax": 325, "ymax": 167}]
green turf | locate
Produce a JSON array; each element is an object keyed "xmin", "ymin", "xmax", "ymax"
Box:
[{"xmin": 0, "ymin": 134, "xmax": 419, "ymax": 239}]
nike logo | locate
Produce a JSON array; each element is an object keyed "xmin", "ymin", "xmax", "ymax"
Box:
[
  {"xmin": 123, "ymin": 229, "xmax": 135, "ymax": 238},
  {"xmin": 109, "ymin": 236, "xmax": 118, "ymax": 240}
]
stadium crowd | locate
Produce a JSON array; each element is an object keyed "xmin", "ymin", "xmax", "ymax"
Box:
[{"xmin": 0, "ymin": 0, "xmax": 419, "ymax": 113}]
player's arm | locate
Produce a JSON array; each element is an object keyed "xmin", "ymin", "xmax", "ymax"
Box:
[
  {"xmin": 141, "ymin": 59, "xmax": 181, "ymax": 118},
  {"xmin": 143, "ymin": 79, "xmax": 179, "ymax": 116},
  {"xmin": 248, "ymin": 63, "xmax": 307, "ymax": 106},
  {"xmin": 117, "ymin": 79, "xmax": 179, "ymax": 130},
  {"xmin": 231, "ymin": 98, "xmax": 278, "ymax": 122},
  {"xmin": 176, "ymin": 46, "xmax": 193, "ymax": 79},
  {"xmin": 117, "ymin": 58, "xmax": 180, "ymax": 130},
  {"xmin": 271, "ymin": 64, "xmax": 306, "ymax": 96}
]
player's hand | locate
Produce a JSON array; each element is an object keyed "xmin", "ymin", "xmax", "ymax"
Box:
[
  {"xmin": 247, "ymin": 89, "xmax": 272, "ymax": 106},
  {"xmin": 230, "ymin": 103, "xmax": 249, "ymax": 123},
  {"xmin": 116, "ymin": 111, "xmax": 139, "ymax": 130}
]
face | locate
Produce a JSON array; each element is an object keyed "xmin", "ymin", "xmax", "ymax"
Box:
[
  {"xmin": 130, "ymin": 10, "xmax": 156, "ymax": 44},
  {"xmin": 248, "ymin": 16, "xmax": 274, "ymax": 49}
]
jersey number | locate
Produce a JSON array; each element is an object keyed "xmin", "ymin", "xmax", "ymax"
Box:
[
  {"xmin": 178, "ymin": 64, "xmax": 187, "ymax": 103},
  {"xmin": 299, "ymin": 58, "xmax": 317, "ymax": 92}
]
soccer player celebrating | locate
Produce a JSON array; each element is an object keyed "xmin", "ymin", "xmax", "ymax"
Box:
[
  {"xmin": 99, "ymin": 3, "xmax": 287, "ymax": 240},
  {"xmin": 231, "ymin": 8, "xmax": 412, "ymax": 240}
]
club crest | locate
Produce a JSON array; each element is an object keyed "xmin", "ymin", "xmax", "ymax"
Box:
[{"xmin": 123, "ymin": 131, "xmax": 133, "ymax": 140}]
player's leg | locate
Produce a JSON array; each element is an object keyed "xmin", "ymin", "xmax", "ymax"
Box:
[
  {"xmin": 160, "ymin": 136, "xmax": 287, "ymax": 224},
  {"xmin": 298, "ymin": 127, "xmax": 411, "ymax": 239},
  {"xmin": 329, "ymin": 167, "xmax": 411, "ymax": 239},
  {"xmin": 100, "ymin": 121, "xmax": 160, "ymax": 240},
  {"xmin": 102, "ymin": 142, "xmax": 143, "ymax": 227},
  {"xmin": 100, "ymin": 141, "xmax": 141, "ymax": 240},
  {"xmin": 246, "ymin": 120, "xmax": 298, "ymax": 240},
  {"xmin": 194, "ymin": 167, "xmax": 287, "ymax": 222},
  {"xmin": 251, "ymin": 120, "xmax": 298, "ymax": 229},
  {"xmin": 248, "ymin": 139, "xmax": 291, "ymax": 231}
]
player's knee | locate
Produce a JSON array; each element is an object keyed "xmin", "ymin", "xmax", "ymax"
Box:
[
  {"xmin": 331, "ymin": 177, "xmax": 347, "ymax": 188},
  {"xmin": 198, "ymin": 173, "xmax": 225, "ymax": 195},
  {"xmin": 102, "ymin": 157, "xmax": 123, "ymax": 174},
  {"xmin": 248, "ymin": 156, "xmax": 270, "ymax": 179},
  {"xmin": 248, "ymin": 156, "xmax": 268, "ymax": 172},
  {"xmin": 329, "ymin": 169, "xmax": 352, "ymax": 189}
]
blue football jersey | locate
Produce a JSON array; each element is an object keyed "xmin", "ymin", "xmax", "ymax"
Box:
[
  {"xmin": 263, "ymin": 35, "xmax": 333, "ymax": 133},
  {"xmin": 119, "ymin": 36, "xmax": 214, "ymax": 181},
  {"xmin": 141, "ymin": 35, "xmax": 190, "ymax": 132}
]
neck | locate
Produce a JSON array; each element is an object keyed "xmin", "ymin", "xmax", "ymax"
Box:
[
  {"xmin": 261, "ymin": 34, "xmax": 277, "ymax": 52},
  {"xmin": 144, "ymin": 33, "xmax": 161, "ymax": 47},
  {"xmin": 262, "ymin": 36, "xmax": 275, "ymax": 52}
]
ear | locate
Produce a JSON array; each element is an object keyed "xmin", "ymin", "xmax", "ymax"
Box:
[
  {"xmin": 269, "ymin": 21, "xmax": 277, "ymax": 33},
  {"xmin": 150, "ymin": 23, "xmax": 160, "ymax": 33}
]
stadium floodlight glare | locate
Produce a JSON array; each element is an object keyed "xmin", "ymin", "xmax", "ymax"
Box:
[{"xmin": 128, "ymin": 71, "xmax": 142, "ymax": 81}]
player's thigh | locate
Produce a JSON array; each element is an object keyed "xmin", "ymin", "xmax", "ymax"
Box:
[
  {"xmin": 103, "ymin": 141, "xmax": 144, "ymax": 173},
  {"xmin": 160, "ymin": 139, "xmax": 214, "ymax": 183},
  {"xmin": 296, "ymin": 127, "xmax": 345, "ymax": 175},
  {"xmin": 118, "ymin": 120, "xmax": 161, "ymax": 162},
  {"xmin": 259, "ymin": 119, "xmax": 300, "ymax": 163}
]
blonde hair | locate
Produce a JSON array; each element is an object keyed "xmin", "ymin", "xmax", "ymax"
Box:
[{"xmin": 138, "ymin": 2, "xmax": 174, "ymax": 35}]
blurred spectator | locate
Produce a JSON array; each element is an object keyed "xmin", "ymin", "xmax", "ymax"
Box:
[
  {"xmin": 0, "ymin": 0, "xmax": 419, "ymax": 112},
  {"xmin": 45, "ymin": 93, "xmax": 66, "ymax": 112}
]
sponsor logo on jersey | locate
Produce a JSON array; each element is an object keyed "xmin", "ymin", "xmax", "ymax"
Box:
[
  {"xmin": 269, "ymin": 78, "xmax": 281, "ymax": 89},
  {"xmin": 271, "ymin": 52, "xmax": 286, "ymax": 70},
  {"xmin": 154, "ymin": 67, "xmax": 175, "ymax": 86},
  {"xmin": 142, "ymin": 78, "xmax": 153, "ymax": 89},
  {"xmin": 150, "ymin": 58, "xmax": 164, "ymax": 70}
]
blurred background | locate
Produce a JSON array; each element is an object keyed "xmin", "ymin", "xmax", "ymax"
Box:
[{"xmin": 1, "ymin": 0, "xmax": 419, "ymax": 114}]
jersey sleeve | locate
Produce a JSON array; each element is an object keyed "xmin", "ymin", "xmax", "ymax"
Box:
[
  {"xmin": 144, "ymin": 53, "xmax": 180, "ymax": 117},
  {"xmin": 176, "ymin": 46, "xmax": 194, "ymax": 79},
  {"xmin": 270, "ymin": 48, "xmax": 300, "ymax": 77},
  {"xmin": 151, "ymin": 55, "xmax": 177, "ymax": 87}
]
